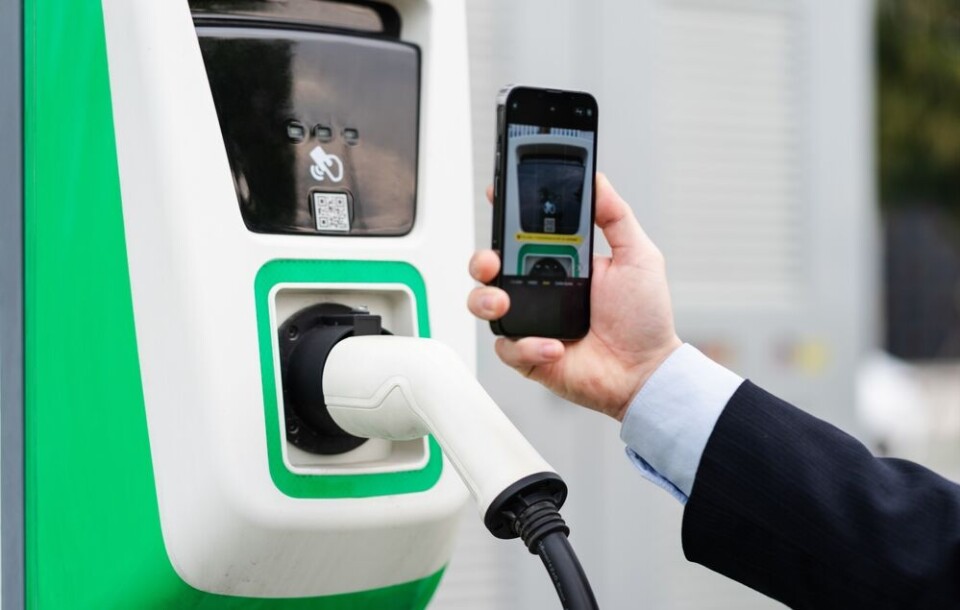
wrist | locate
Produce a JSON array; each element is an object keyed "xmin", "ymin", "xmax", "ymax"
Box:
[{"xmin": 613, "ymin": 336, "xmax": 683, "ymax": 422}]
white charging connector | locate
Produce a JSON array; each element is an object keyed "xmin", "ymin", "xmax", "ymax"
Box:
[
  {"xmin": 320, "ymin": 333, "xmax": 598, "ymax": 610},
  {"xmin": 322, "ymin": 335, "xmax": 559, "ymax": 522}
]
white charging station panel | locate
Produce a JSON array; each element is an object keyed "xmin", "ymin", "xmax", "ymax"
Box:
[{"xmin": 101, "ymin": 0, "xmax": 476, "ymax": 603}]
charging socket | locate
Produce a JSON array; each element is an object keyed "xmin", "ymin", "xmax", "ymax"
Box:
[
  {"xmin": 271, "ymin": 284, "xmax": 429, "ymax": 474},
  {"xmin": 278, "ymin": 303, "xmax": 385, "ymax": 455}
]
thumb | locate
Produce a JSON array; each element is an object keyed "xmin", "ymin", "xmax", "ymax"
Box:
[{"xmin": 593, "ymin": 173, "xmax": 656, "ymax": 266}]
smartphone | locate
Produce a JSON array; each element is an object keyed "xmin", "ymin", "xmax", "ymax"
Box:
[{"xmin": 490, "ymin": 85, "xmax": 598, "ymax": 339}]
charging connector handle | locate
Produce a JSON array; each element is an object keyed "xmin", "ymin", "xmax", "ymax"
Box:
[
  {"xmin": 322, "ymin": 335, "xmax": 558, "ymax": 520},
  {"xmin": 322, "ymin": 335, "xmax": 598, "ymax": 609}
]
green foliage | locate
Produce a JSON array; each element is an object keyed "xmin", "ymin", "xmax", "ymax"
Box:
[{"xmin": 877, "ymin": 0, "xmax": 960, "ymax": 219}]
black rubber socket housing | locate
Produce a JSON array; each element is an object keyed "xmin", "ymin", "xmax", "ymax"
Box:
[{"xmin": 277, "ymin": 303, "xmax": 388, "ymax": 455}]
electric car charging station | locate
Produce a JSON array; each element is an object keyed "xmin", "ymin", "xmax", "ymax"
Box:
[{"xmin": 2, "ymin": 0, "xmax": 597, "ymax": 608}]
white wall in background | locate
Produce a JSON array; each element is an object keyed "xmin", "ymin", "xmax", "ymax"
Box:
[{"xmin": 439, "ymin": 0, "xmax": 877, "ymax": 608}]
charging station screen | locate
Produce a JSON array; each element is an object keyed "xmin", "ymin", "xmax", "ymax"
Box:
[{"xmin": 501, "ymin": 124, "xmax": 595, "ymax": 285}]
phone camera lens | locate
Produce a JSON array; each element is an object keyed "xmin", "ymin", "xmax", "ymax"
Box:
[{"xmin": 550, "ymin": 106, "xmax": 556, "ymax": 112}]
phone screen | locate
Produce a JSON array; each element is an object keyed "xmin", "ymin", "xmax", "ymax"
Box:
[
  {"xmin": 493, "ymin": 87, "xmax": 597, "ymax": 339},
  {"xmin": 502, "ymin": 124, "xmax": 595, "ymax": 284}
]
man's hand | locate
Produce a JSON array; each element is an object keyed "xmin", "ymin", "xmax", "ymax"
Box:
[{"xmin": 468, "ymin": 174, "xmax": 682, "ymax": 421}]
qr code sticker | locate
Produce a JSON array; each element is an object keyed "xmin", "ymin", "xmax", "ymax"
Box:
[{"xmin": 312, "ymin": 193, "xmax": 350, "ymax": 232}]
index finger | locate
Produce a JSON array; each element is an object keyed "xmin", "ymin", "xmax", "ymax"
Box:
[{"xmin": 469, "ymin": 249, "xmax": 501, "ymax": 283}]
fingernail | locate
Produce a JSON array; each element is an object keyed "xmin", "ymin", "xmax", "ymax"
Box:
[
  {"xmin": 540, "ymin": 343, "xmax": 561, "ymax": 359},
  {"xmin": 480, "ymin": 295, "xmax": 496, "ymax": 312}
]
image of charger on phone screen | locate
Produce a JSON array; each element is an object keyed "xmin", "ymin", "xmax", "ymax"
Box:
[{"xmin": 490, "ymin": 86, "xmax": 598, "ymax": 340}]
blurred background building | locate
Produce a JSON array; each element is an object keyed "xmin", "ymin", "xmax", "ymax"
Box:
[{"xmin": 431, "ymin": 0, "xmax": 960, "ymax": 608}]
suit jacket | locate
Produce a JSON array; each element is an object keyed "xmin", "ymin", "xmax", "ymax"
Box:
[{"xmin": 682, "ymin": 381, "xmax": 960, "ymax": 609}]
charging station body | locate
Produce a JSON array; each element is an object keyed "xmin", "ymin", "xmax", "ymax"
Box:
[{"xmin": 17, "ymin": 0, "xmax": 473, "ymax": 606}]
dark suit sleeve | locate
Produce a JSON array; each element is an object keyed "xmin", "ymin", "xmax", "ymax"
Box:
[{"xmin": 681, "ymin": 381, "xmax": 960, "ymax": 610}]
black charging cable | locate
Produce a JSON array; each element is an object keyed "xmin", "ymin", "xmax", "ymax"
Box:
[
  {"xmin": 486, "ymin": 475, "xmax": 599, "ymax": 610},
  {"xmin": 511, "ymin": 492, "xmax": 598, "ymax": 610}
]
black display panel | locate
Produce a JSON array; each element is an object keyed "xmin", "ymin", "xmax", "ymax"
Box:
[
  {"xmin": 196, "ymin": 26, "xmax": 420, "ymax": 236},
  {"xmin": 517, "ymin": 154, "xmax": 586, "ymax": 235}
]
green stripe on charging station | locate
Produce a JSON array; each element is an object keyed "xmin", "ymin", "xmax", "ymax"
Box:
[{"xmin": 24, "ymin": 1, "xmax": 442, "ymax": 607}]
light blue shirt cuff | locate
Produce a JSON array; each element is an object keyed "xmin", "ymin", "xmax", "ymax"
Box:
[
  {"xmin": 620, "ymin": 344, "xmax": 744, "ymax": 503},
  {"xmin": 625, "ymin": 449, "xmax": 689, "ymax": 504}
]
